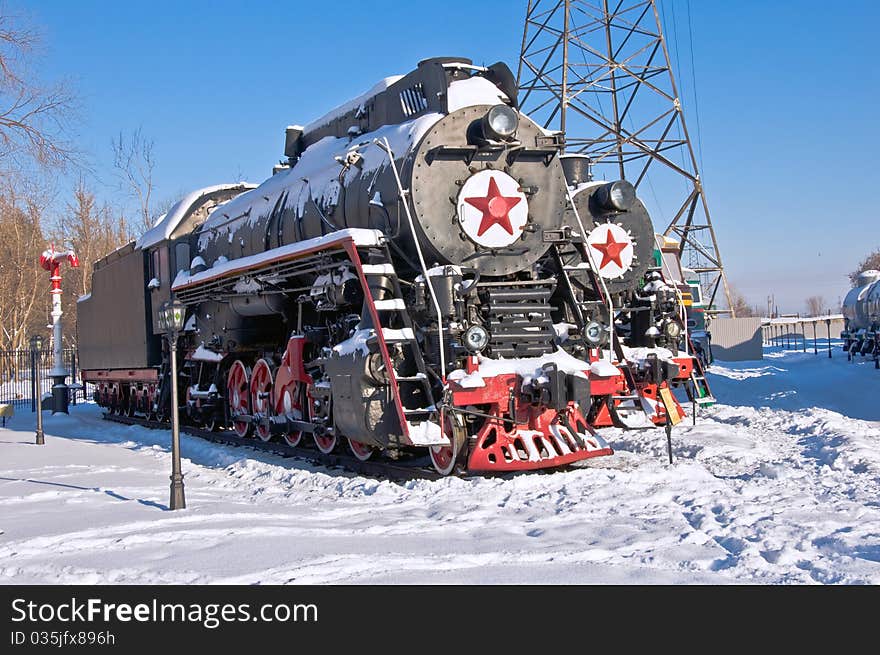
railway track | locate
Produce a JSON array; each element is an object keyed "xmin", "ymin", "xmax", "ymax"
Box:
[{"xmin": 102, "ymin": 413, "xmax": 443, "ymax": 482}]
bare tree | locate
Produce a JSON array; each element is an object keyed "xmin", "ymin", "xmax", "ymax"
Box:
[
  {"xmin": 52, "ymin": 179, "xmax": 132, "ymax": 340},
  {"xmin": 728, "ymin": 285, "xmax": 755, "ymax": 317},
  {"xmin": 151, "ymin": 194, "xmax": 178, "ymax": 222},
  {"xmin": 0, "ymin": 179, "xmax": 47, "ymax": 354},
  {"xmin": 112, "ymin": 127, "xmax": 155, "ymax": 232},
  {"xmin": 0, "ymin": 9, "xmax": 76, "ymax": 171},
  {"xmin": 850, "ymin": 248, "xmax": 880, "ymax": 285},
  {"xmin": 805, "ymin": 295, "xmax": 826, "ymax": 317}
]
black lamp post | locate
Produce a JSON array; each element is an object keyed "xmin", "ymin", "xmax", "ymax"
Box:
[
  {"xmin": 159, "ymin": 298, "xmax": 187, "ymax": 510},
  {"xmin": 30, "ymin": 335, "xmax": 44, "ymax": 445},
  {"xmin": 825, "ymin": 318, "xmax": 832, "ymax": 359}
]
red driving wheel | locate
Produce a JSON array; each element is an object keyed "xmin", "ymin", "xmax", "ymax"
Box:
[
  {"xmin": 226, "ymin": 360, "xmax": 251, "ymax": 438},
  {"xmin": 250, "ymin": 358, "xmax": 274, "ymax": 442},
  {"xmin": 276, "ymin": 381, "xmax": 306, "ymax": 447}
]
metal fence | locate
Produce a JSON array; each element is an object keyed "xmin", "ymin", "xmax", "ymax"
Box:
[
  {"xmin": 0, "ymin": 347, "xmax": 88, "ymax": 410},
  {"xmin": 761, "ymin": 316, "xmax": 845, "ymax": 354}
]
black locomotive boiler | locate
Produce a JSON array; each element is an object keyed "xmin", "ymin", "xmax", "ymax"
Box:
[{"xmin": 78, "ymin": 57, "xmax": 698, "ymax": 475}]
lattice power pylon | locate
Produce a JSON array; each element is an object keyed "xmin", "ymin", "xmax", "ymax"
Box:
[{"xmin": 516, "ymin": 0, "xmax": 733, "ymax": 314}]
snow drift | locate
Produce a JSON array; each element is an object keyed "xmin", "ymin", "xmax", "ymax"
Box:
[{"xmin": 0, "ymin": 344, "xmax": 878, "ymax": 584}]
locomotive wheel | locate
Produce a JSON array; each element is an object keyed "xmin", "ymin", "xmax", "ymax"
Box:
[
  {"xmin": 277, "ymin": 381, "xmax": 306, "ymax": 448},
  {"xmin": 347, "ymin": 438, "xmax": 375, "ymax": 461},
  {"xmin": 429, "ymin": 440, "xmax": 459, "ymax": 476},
  {"xmin": 429, "ymin": 413, "xmax": 467, "ymax": 476},
  {"xmin": 227, "ymin": 360, "xmax": 252, "ymax": 438},
  {"xmin": 126, "ymin": 391, "xmax": 136, "ymax": 417},
  {"xmin": 250, "ymin": 358, "xmax": 274, "ymax": 442},
  {"xmin": 314, "ymin": 429, "xmax": 337, "ymax": 454}
]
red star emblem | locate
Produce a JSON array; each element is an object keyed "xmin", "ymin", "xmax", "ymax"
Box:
[
  {"xmin": 464, "ymin": 177, "xmax": 523, "ymax": 237},
  {"xmin": 590, "ymin": 227, "xmax": 629, "ymax": 269}
]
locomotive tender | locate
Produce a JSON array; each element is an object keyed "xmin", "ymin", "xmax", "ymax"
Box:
[{"xmin": 78, "ymin": 57, "xmax": 699, "ymax": 475}]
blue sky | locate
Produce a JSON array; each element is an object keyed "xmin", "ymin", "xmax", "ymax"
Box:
[{"xmin": 25, "ymin": 0, "xmax": 879, "ymax": 314}]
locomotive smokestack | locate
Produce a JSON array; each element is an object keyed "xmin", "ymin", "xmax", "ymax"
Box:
[{"xmin": 560, "ymin": 154, "xmax": 593, "ymax": 186}]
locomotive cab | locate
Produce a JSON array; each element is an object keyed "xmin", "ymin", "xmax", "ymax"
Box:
[{"xmin": 137, "ymin": 183, "xmax": 256, "ymax": 335}]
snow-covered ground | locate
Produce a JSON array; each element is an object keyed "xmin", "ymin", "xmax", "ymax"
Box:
[{"xmin": 1, "ymin": 344, "xmax": 879, "ymax": 584}]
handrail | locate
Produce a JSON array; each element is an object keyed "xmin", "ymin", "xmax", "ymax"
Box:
[{"xmin": 374, "ymin": 137, "xmax": 447, "ymax": 382}]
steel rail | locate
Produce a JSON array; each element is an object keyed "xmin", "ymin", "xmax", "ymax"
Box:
[{"xmin": 102, "ymin": 413, "xmax": 443, "ymax": 482}]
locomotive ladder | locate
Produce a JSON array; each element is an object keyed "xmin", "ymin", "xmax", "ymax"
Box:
[
  {"xmin": 353, "ymin": 242, "xmax": 441, "ymax": 440},
  {"xmin": 685, "ymin": 347, "xmax": 716, "ymax": 408}
]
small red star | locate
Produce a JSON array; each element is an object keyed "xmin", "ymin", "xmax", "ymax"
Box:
[
  {"xmin": 464, "ymin": 177, "xmax": 522, "ymax": 237},
  {"xmin": 591, "ymin": 227, "xmax": 629, "ymax": 269}
]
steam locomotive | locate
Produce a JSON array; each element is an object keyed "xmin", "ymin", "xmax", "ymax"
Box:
[
  {"xmin": 78, "ymin": 57, "xmax": 700, "ymax": 475},
  {"xmin": 842, "ymin": 270, "xmax": 880, "ymax": 363}
]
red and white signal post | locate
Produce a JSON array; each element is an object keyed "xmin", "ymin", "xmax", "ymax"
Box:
[{"xmin": 39, "ymin": 245, "xmax": 79, "ymax": 414}]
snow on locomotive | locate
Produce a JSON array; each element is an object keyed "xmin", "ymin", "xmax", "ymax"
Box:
[{"xmin": 78, "ymin": 57, "xmax": 701, "ymax": 475}]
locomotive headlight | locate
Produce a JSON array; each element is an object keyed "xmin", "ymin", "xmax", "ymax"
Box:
[
  {"xmin": 664, "ymin": 320, "xmax": 682, "ymax": 339},
  {"xmin": 596, "ymin": 180, "xmax": 636, "ymax": 212},
  {"xmin": 463, "ymin": 325, "xmax": 490, "ymax": 353},
  {"xmin": 585, "ymin": 320, "xmax": 606, "ymax": 346},
  {"xmin": 482, "ymin": 104, "xmax": 519, "ymax": 141}
]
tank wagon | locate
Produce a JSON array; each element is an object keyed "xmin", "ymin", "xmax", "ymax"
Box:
[
  {"xmin": 78, "ymin": 57, "xmax": 703, "ymax": 475},
  {"xmin": 842, "ymin": 270, "xmax": 880, "ymax": 363}
]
